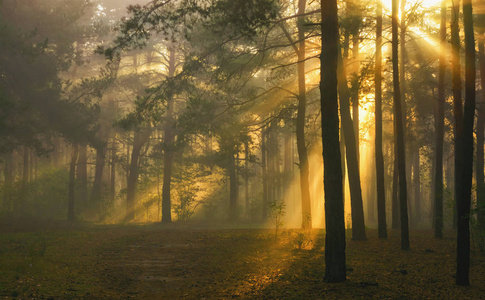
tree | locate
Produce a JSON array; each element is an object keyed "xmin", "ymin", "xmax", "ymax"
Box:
[
  {"xmin": 337, "ymin": 51, "xmax": 367, "ymax": 241},
  {"xmin": 321, "ymin": 0, "xmax": 346, "ymax": 283},
  {"xmin": 434, "ymin": 0, "xmax": 446, "ymax": 239},
  {"xmin": 375, "ymin": 0, "xmax": 387, "ymax": 239},
  {"xmin": 456, "ymin": 0, "xmax": 476, "ymax": 286},
  {"xmin": 392, "ymin": 0, "xmax": 410, "ymax": 250}
]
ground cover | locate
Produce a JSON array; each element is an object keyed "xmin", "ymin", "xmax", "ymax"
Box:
[{"xmin": 0, "ymin": 221, "xmax": 484, "ymax": 299}]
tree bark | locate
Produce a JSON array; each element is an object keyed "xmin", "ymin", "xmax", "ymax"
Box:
[
  {"xmin": 337, "ymin": 52, "xmax": 367, "ymax": 241},
  {"xmin": 392, "ymin": 0, "xmax": 410, "ymax": 250},
  {"xmin": 262, "ymin": 127, "xmax": 268, "ymax": 221},
  {"xmin": 77, "ymin": 143, "xmax": 88, "ymax": 204},
  {"xmin": 296, "ymin": 0, "xmax": 312, "ymax": 229},
  {"xmin": 126, "ymin": 129, "xmax": 151, "ymax": 221},
  {"xmin": 434, "ymin": 0, "xmax": 446, "ymax": 238},
  {"xmin": 321, "ymin": 0, "xmax": 346, "ymax": 283},
  {"xmin": 477, "ymin": 39, "xmax": 485, "ymax": 229},
  {"xmin": 229, "ymin": 150, "xmax": 238, "ymax": 220},
  {"xmin": 456, "ymin": 0, "xmax": 475, "ymax": 286},
  {"xmin": 91, "ymin": 143, "xmax": 107, "ymax": 207},
  {"xmin": 161, "ymin": 48, "xmax": 177, "ymax": 223},
  {"xmin": 68, "ymin": 144, "xmax": 79, "ymax": 221},
  {"xmin": 375, "ymin": 0, "xmax": 387, "ymax": 238}
]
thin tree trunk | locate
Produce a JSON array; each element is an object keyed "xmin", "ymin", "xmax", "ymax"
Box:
[
  {"xmin": 126, "ymin": 129, "xmax": 151, "ymax": 221},
  {"xmin": 3, "ymin": 152, "xmax": 13, "ymax": 212},
  {"xmin": 392, "ymin": 0, "xmax": 410, "ymax": 250},
  {"xmin": 337, "ymin": 52, "xmax": 367, "ymax": 241},
  {"xmin": 477, "ymin": 39, "xmax": 485, "ymax": 229},
  {"xmin": 392, "ymin": 147, "xmax": 400, "ymax": 229},
  {"xmin": 77, "ymin": 143, "xmax": 88, "ymax": 204},
  {"xmin": 20, "ymin": 146, "xmax": 29, "ymax": 215},
  {"xmin": 91, "ymin": 143, "xmax": 107, "ymax": 207},
  {"xmin": 161, "ymin": 48, "xmax": 177, "ymax": 223},
  {"xmin": 68, "ymin": 144, "xmax": 79, "ymax": 221},
  {"xmin": 413, "ymin": 146, "xmax": 421, "ymax": 223},
  {"xmin": 321, "ymin": 0, "xmax": 346, "ymax": 282},
  {"xmin": 376, "ymin": 0, "xmax": 387, "ymax": 238},
  {"xmin": 110, "ymin": 139, "xmax": 117, "ymax": 203},
  {"xmin": 434, "ymin": 0, "xmax": 446, "ymax": 238},
  {"xmin": 456, "ymin": 0, "xmax": 475, "ymax": 285},
  {"xmin": 262, "ymin": 127, "xmax": 268, "ymax": 220},
  {"xmin": 296, "ymin": 0, "xmax": 312, "ymax": 229},
  {"xmin": 245, "ymin": 141, "xmax": 250, "ymax": 218},
  {"xmin": 229, "ymin": 150, "xmax": 238, "ymax": 220}
]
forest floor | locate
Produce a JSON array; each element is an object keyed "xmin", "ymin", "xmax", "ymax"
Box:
[{"xmin": 0, "ymin": 220, "xmax": 485, "ymax": 299}]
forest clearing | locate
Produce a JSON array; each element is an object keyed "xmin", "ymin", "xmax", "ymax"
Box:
[{"xmin": 0, "ymin": 222, "xmax": 484, "ymax": 299}]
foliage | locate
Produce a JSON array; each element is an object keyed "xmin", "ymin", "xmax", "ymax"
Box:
[{"xmin": 269, "ymin": 199, "xmax": 286, "ymax": 239}]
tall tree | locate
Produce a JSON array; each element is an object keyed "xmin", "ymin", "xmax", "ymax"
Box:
[
  {"xmin": 456, "ymin": 0, "xmax": 476, "ymax": 286},
  {"xmin": 337, "ymin": 52, "xmax": 367, "ymax": 241},
  {"xmin": 434, "ymin": 0, "xmax": 446, "ymax": 238},
  {"xmin": 375, "ymin": 0, "xmax": 387, "ymax": 239},
  {"xmin": 161, "ymin": 47, "xmax": 178, "ymax": 223},
  {"xmin": 321, "ymin": 0, "xmax": 346, "ymax": 283},
  {"xmin": 477, "ymin": 37, "xmax": 485, "ymax": 229},
  {"xmin": 392, "ymin": 0, "xmax": 410, "ymax": 250},
  {"xmin": 292, "ymin": 0, "xmax": 313, "ymax": 229}
]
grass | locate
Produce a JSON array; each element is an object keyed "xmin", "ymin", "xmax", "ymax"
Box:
[{"xmin": 0, "ymin": 220, "xmax": 484, "ymax": 299}]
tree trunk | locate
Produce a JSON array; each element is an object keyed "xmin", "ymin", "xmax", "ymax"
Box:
[
  {"xmin": 392, "ymin": 148, "xmax": 400, "ymax": 229},
  {"xmin": 477, "ymin": 39, "xmax": 485, "ymax": 229},
  {"xmin": 91, "ymin": 143, "xmax": 107, "ymax": 207},
  {"xmin": 392, "ymin": 0, "xmax": 410, "ymax": 250},
  {"xmin": 3, "ymin": 152, "xmax": 13, "ymax": 213},
  {"xmin": 413, "ymin": 146, "xmax": 421, "ymax": 223},
  {"xmin": 262, "ymin": 127, "xmax": 268, "ymax": 221},
  {"xmin": 451, "ymin": 0, "xmax": 462, "ymax": 234},
  {"xmin": 337, "ymin": 52, "xmax": 367, "ymax": 241},
  {"xmin": 77, "ymin": 143, "xmax": 88, "ymax": 204},
  {"xmin": 68, "ymin": 144, "xmax": 79, "ymax": 221},
  {"xmin": 126, "ymin": 129, "xmax": 151, "ymax": 221},
  {"xmin": 229, "ymin": 150, "xmax": 238, "ymax": 220},
  {"xmin": 321, "ymin": 0, "xmax": 346, "ymax": 283},
  {"xmin": 375, "ymin": 0, "xmax": 387, "ymax": 238},
  {"xmin": 296, "ymin": 0, "xmax": 312, "ymax": 229},
  {"xmin": 161, "ymin": 48, "xmax": 177, "ymax": 223},
  {"xmin": 245, "ymin": 141, "xmax": 250, "ymax": 218},
  {"xmin": 19, "ymin": 146, "xmax": 29, "ymax": 215},
  {"xmin": 456, "ymin": 0, "xmax": 475, "ymax": 285},
  {"xmin": 434, "ymin": 0, "xmax": 446, "ymax": 238},
  {"xmin": 110, "ymin": 139, "xmax": 117, "ymax": 203}
]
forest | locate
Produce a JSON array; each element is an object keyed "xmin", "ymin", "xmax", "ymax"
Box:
[{"xmin": 1, "ymin": 0, "xmax": 485, "ymax": 298}]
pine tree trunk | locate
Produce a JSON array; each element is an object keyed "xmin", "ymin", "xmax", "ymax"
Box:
[
  {"xmin": 413, "ymin": 146, "xmax": 421, "ymax": 223},
  {"xmin": 126, "ymin": 129, "xmax": 151, "ymax": 221},
  {"xmin": 477, "ymin": 39, "xmax": 485, "ymax": 229},
  {"xmin": 68, "ymin": 144, "xmax": 79, "ymax": 221},
  {"xmin": 375, "ymin": 0, "xmax": 387, "ymax": 238},
  {"xmin": 262, "ymin": 127, "xmax": 268, "ymax": 221},
  {"xmin": 392, "ymin": 0, "xmax": 410, "ymax": 250},
  {"xmin": 456, "ymin": 0, "xmax": 475, "ymax": 285},
  {"xmin": 434, "ymin": 0, "xmax": 446, "ymax": 238},
  {"xmin": 229, "ymin": 151, "xmax": 238, "ymax": 220},
  {"xmin": 337, "ymin": 52, "xmax": 367, "ymax": 241},
  {"xmin": 321, "ymin": 0, "xmax": 346, "ymax": 283},
  {"xmin": 77, "ymin": 143, "xmax": 88, "ymax": 204},
  {"xmin": 161, "ymin": 48, "xmax": 177, "ymax": 223},
  {"xmin": 296, "ymin": 0, "xmax": 312, "ymax": 229}
]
